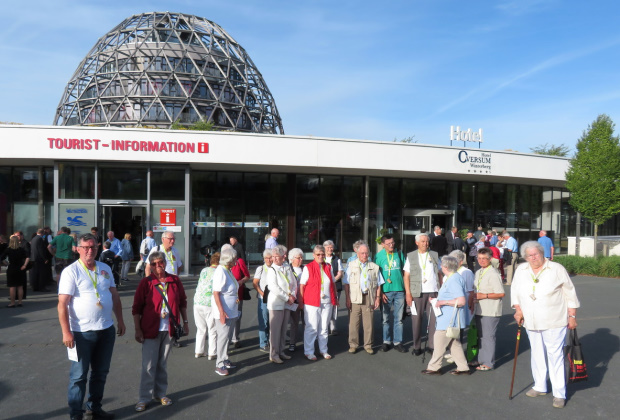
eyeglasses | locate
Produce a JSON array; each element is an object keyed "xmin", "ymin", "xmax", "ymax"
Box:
[
  {"xmin": 384, "ymin": 242, "xmax": 395, "ymax": 246},
  {"xmin": 477, "ymin": 256, "xmax": 491, "ymax": 260},
  {"xmin": 163, "ymin": 236, "xmax": 175, "ymax": 241},
  {"xmin": 79, "ymin": 246, "xmax": 98, "ymax": 251},
  {"xmin": 151, "ymin": 261, "xmax": 166, "ymax": 267},
  {"xmin": 314, "ymin": 253, "xmax": 325, "ymax": 256}
]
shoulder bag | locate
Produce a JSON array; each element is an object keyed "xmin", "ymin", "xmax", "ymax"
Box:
[
  {"xmin": 154, "ymin": 283, "xmax": 185, "ymax": 340},
  {"xmin": 446, "ymin": 301, "xmax": 461, "ymax": 339}
]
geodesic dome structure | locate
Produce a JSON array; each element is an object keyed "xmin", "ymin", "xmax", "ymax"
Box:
[{"xmin": 54, "ymin": 12, "xmax": 284, "ymax": 133}]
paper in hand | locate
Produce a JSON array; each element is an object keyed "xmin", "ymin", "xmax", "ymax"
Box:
[
  {"xmin": 430, "ymin": 298, "xmax": 442, "ymax": 317},
  {"xmin": 67, "ymin": 345, "xmax": 78, "ymax": 362}
]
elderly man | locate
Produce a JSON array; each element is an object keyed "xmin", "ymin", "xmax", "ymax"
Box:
[
  {"xmin": 344, "ymin": 244, "xmax": 383, "ymax": 354},
  {"xmin": 375, "ymin": 234, "xmax": 406, "ymax": 353},
  {"xmin": 106, "ymin": 231, "xmax": 123, "ymax": 262},
  {"xmin": 229, "ymin": 235, "xmax": 246, "ymax": 262},
  {"xmin": 446, "ymin": 226, "xmax": 458, "ymax": 251},
  {"xmin": 538, "ymin": 230, "xmax": 554, "ymax": 261},
  {"xmin": 512, "ymin": 241, "xmax": 580, "ymax": 409},
  {"xmin": 299, "ymin": 245, "xmax": 338, "ymax": 361},
  {"xmin": 404, "ymin": 233, "xmax": 442, "ymax": 356},
  {"xmin": 265, "ymin": 228, "xmax": 279, "ymax": 250},
  {"xmin": 145, "ymin": 233, "xmax": 182, "ymax": 277},
  {"xmin": 139, "ymin": 231, "xmax": 157, "ymax": 266},
  {"xmin": 31, "ymin": 228, "xmax": 51, "ymax": 292},
  {"xmin": 502, "ymin": 232, "xmax": 519, "ymax": 285},
  {"xmin": 58, "ymin": 233, "xmax": 126, "ymax": 420},
  {"xmin": 430, "ymin": 226, "xmax": 449, "ymax": 261}
]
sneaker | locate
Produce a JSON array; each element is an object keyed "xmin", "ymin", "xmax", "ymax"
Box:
[
  {"xmin": 259, "ymin": 346, "xmax": 269, "ymax": 353},
  {"xmin": 232, "ymin": 341, "xmax": 241, "ymax": 349},
  {"xmin": 526, "ymin": 388, "xmax": 548, "ymax": 398},
  {"xmin": 288, "ymin": 344, "xmax": 296, "ymax": 352},
  {"xmin": 553, "ymin": 398, "xmax": 566, "ymax": 408},
  {"xmin": 223, "ymin": 360, "xmax": 236, "ymax": 369},
  {"xmin": 214, "ymin": 367, "xmax": 229, "ymax": 376},
  {"xmin": 381, "ymin": 343, "xmax": 391, "ymax": 352},
  {"xmin": 195, "ymin": 353, "xmax": 206, "ymax": 358},
  {"xmin": 84, "ymin": 410, "xmax": 115, "ymax": 420},
  {"xmin": 348, "ymin": 347, "xmax": 357, "ymax": 354},
  {"xmin": 207, "ymin": 355, "xmax": 216, "ymax": 360}
]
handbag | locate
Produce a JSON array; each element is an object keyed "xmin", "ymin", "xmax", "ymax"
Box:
[
  {"xmin": 135, "ymin": 260, "xmax": 145, "ymax": 274},
  {"xmin": 154, "ymin": 284, "xmax": 185, "ymax": 340},
  {"xmin": 466, "ymin": 318, "xmax": 479, "ymax": 361},
  {"xmin": 446, "ymin": 301, "xmax": 461, "ymax": 339},
  {"xmin": 564, "ymin": 328, "xmax": 588, "ymax": 383},
  {"xmin": 242, "ymin": 285, "xmax": 252, "ymax": 301}
]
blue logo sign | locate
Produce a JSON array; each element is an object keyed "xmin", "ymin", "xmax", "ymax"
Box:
[{"xmin": 67, "ymin": 216, "xmax": 87, "ymax": 226}]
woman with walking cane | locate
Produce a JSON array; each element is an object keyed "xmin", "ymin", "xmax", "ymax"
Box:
[{"xmin": 511, "ymin": 241, "xmax": 579, "ymax": 409}]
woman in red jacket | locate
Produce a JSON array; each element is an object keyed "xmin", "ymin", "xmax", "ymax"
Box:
[{"xmin": 132, "ymin": 251, "xmax": 188, "ymax": 412}]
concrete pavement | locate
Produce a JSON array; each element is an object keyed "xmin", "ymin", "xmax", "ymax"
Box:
[{"xmin": 0, "ymin": 272, "xmax": 618, "ymax": 419}]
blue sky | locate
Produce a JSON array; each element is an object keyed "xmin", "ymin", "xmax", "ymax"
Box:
[{"xmin": 2, "ymin": 0, "xmax": 620, "ymax": 154}]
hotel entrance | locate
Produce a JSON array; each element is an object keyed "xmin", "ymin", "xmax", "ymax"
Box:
[{"xmin": 101, "ymin": 205, "xmax": 146, "ymax": 260}]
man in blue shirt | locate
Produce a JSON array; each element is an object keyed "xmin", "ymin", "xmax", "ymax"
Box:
[
  {"xmin": 502, "ymin": 232, "xmax": 519, "ymax": 285},
  {"xmin": 106, "ymin": 231, "xmax": 123, "ymax": 262},
  {"xmin": 265, "ymin": 228, "xmax": 279, "ymax": 250},
  {"xmin": 537, "ymin": 230, "xmax": 554, "ymax": 260}
]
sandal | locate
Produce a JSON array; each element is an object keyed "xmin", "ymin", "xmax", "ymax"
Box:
[
  {"xmin": 476, "ymin": 365, "xmax": 492, "ymax": 371},
  {"xmin": 288, "ymin": 344, "xmax": 295, "ymax": 352},
  {"xmin": 157, "ymin": 396, "xmax": 173, "ymax": 406},
  {"xmin": 135, "ymin": 402, "xmax": 147, "ymax": 412},
  {"xmin": 468, "ymin": 361, "xmax": 480, "ymax": 367},
  {"xmin": 305, "ymin": 354, "xmax": 317, "ymax": 361}
]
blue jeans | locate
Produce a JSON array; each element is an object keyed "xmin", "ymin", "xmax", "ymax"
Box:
[
  {"xmin": 257, "ymin": 298, "xmax": 270, "ymax": 348},
  {"xmin": 68, "ymin": 325, "xmax": 116, "ymax": 416},
  {"xmin": 382, "ymin": 291, "xmax": 404, "ymax": 344}
]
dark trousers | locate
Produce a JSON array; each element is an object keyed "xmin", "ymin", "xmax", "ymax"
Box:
[
  {"xmin": 30, "ymin": 261, "xmax": 48, "ymax": 291},
  {"xmin": 411, "ymin": 292, "xmax": 438, "ymax": 350}
]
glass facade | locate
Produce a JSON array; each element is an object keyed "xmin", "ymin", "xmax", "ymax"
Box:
[{"xmin": 2, "ymin": 162, "xmax": 618, "ymax": 274}]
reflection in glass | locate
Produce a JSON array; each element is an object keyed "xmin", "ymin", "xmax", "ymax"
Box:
[
  {"xmin": 59, "ymin": 163, "xmax": 95, "ymax": 199},
  {"xmin": 100, "ymin": 167, "xmax": 147, "ymax": 199},
  {"xmin": 150, "ymin": 168, "xmax": 185, "ymax": 200}
]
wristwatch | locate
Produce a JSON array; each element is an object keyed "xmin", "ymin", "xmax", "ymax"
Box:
[
  {"xmin": 568, "ymin": 315, "xmax": 576, "ymax": 318},
  {"xmin": 183, "ymin": 320, "xmax": 189, "ymax": 323}
]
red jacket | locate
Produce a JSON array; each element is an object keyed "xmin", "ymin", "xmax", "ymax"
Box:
[
  {"xmin": 132, "ymin": 273, "xmax": 187, "ymax": 338},
  {"xmin": 302, "ymin": 260, "xmax": 337, "ymax": 307},
  {"xmin": 232, "ymin": 258, "xmax": 250, "ymax": 300}
]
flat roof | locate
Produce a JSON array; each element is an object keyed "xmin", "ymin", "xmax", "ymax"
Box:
[{"xmin": 0, "ymin": 124, "xmax": 568, "ymax": 187}]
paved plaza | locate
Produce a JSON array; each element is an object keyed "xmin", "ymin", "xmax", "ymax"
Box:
[{"xmin": 0, "ymin": 272, "xmax": 618, "ymax": 419}]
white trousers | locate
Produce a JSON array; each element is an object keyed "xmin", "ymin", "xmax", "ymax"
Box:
[
  {"xmin": 304, "ymin": 303, "xmax": 332, "ymax": 356},
  {"xmin": 194, "ymin": 305, "xmax": 217, "ymax": 356},
  {"xmin": 526, "ymin": 326, "xmax": 567, "ymax": 398}
]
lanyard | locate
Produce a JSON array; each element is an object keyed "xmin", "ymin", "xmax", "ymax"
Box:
[
  {"xmin": 79, "ymin": 259, "xmax": 100, "ymax": 305},
  {"xmin": 386, "ymin": 252, "xmax": 395, "ymax": 283},
  {"xmin": 418, "ymin": 252, "xmax": 429, "ymax": 271},
  {"xmin": 320, "ymin": 264, "xmax": 328, "ymax": 296},
  {"xmin": 477, "ymin": 266, "xmax": 491, "ymax": 290},
  {"xmin": 224, "ymin": 267, "xmax": 239, "ymax": 297},
  {"xmin": 530, "ymin": 266, "xmax": 546, "ymax": 294},
  {"xmin": 164, "ymin": 247, "xmax": 175, "ymax": 274},
  {"xmin": 158, "ymin": 282, "xmax": 168, "ymax": 314}
]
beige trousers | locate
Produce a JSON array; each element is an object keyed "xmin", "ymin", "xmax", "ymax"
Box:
[
  {"xmin": 348, "ymin": 294, "xmax": 374, "ymax": 350},
  {"xmin": 427, "ymin": 330, "xmax": 469, "ymax": 372}
]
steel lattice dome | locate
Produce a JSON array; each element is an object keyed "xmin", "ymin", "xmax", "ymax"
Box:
[{"xmin": 54, "ymin": 12, "xmax": 284, "ymax": 133}]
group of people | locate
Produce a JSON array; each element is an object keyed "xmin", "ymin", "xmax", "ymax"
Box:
[{"xmin": 55, "ymin": 226, "xmax": 580, "ymax": 419}]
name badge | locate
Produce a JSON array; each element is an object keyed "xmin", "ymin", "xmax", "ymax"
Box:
[{"xmin": 529, "ymin": 294, "xmax": 536, "ymax": 301}]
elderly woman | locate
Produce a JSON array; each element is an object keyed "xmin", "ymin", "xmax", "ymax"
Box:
[
  {"xmin": 512, "ymin": 241, "xmax": 580, "ymax": 409},
  {"xmin": 421, "ymin": 256, "xmax": 470, "ymax": 376},
  {"xmin": 194, "ymin": 252, "xmax": 220, "ymax": 360},
  {"xmin": 132, "ymin": 251, "xmax": 188, "ymax": 412},
  {"xmin": 324, "ymin": 240, "xmax": 343, "ymax": 335},
  {"xmin": 450, "ymin": 249, "xmax": 475, "ymax": 323},
  {"xmin": 472, "ymin": 247, "xmax": 504, "ymax": 371},
  {"xmin": 221, "ymin": 244, "xmax": 250, "ymax": 349},
  {"xmin": 300, "ymin": 245, "xmax": 337, "ymax": 361},
  {"xmin": 212, "ymin": 247, "xmax": 240, "ymax": 376},
  {"xmin": 2, "ymin": 235, "xmax": 29, "ymax": 307},
  {"xmin": 253, "ymin": 249, "xmax": 273, "ymax": 352},
  {"xmin": 287, "ymin": 248, "xmax": 304, "ymax": 352},
  {"xmin": 265, "ymin": 245, "xmax": 297, "ymax": 363},
  {"xmin": 120, "ymin": 233, "xmax": 134, "ymax": 284}
]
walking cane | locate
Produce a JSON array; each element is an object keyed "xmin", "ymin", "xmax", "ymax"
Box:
[
  {"xmin": 509, "ymin": 321, "xmax": 523, "ymax": 400},
  {"xmin": 422, "ymin": 305, "xmax": 432, "ymax": 364}
]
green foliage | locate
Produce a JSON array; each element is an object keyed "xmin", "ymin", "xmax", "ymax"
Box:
[
  {"xmin": 375, "ymin": 228, "xmax": 389, "ymax": 244},
  {"xmin": 554, "ymin": 255, "xmax": 620, "ymax": 277},
  {"xmin": 565, "ymin": 114, "xmax": 620, "ymax": 227},
  {"xmin": 529, "ymin": 143, "xmax": 570, "ymax": 157},
  {"xmin": 170, "ymin": 119, "xmax": 215, "ymax": 131}
]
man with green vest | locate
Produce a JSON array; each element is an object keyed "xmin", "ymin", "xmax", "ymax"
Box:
[{"xmin": 375, "ymin": 234, "xmax": 406, "ymax": 353}]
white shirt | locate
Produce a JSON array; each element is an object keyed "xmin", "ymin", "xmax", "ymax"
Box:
[
  {"xmin": 300, "ymin": 264, "xmax": 331, "ymax": 304},
  {"xmin": 148, "ymin": 245, "xmax": 182, "ymax": 275},
  {"xmin": 511, "ymin": 260, "xmax": 580, "ymax": 330},
  {"xmin": 325, "ymin": 256, "xmax": 343, "ymax": 273},
  {"xmin": 211, "ymin": 266, "xmax": 239, "ymax": 319},
  {"xmin": 403, "ymin": 252, "xmax": 439, "ymax": 293},
  {"xmin": 58, "ymin": 260, "xmax": 116, "ymax": 332}
]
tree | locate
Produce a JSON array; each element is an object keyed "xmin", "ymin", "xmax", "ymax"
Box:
[
  {"xmin": 565, "ymin": 114, "xmax": 620, "ymax": 254},
  {"xmin": 393, "ymin": 135, "xmax": 418, "ymax": 143},
  {"xmin": 530, "ymin": 143, "xmax": 570, "ymax": 157},
  {"xmin": 170, "ymin": 119, "xmax": 215, "ymax": 131}
]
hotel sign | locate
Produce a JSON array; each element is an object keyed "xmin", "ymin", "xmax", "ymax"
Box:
[
  {"xmin": 450, "ymin": 126, "xmax": 483, "ymax": 145},
  {"xmin": 458, "ymin": 150, "xmax": 492, "ymax": 174}
]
